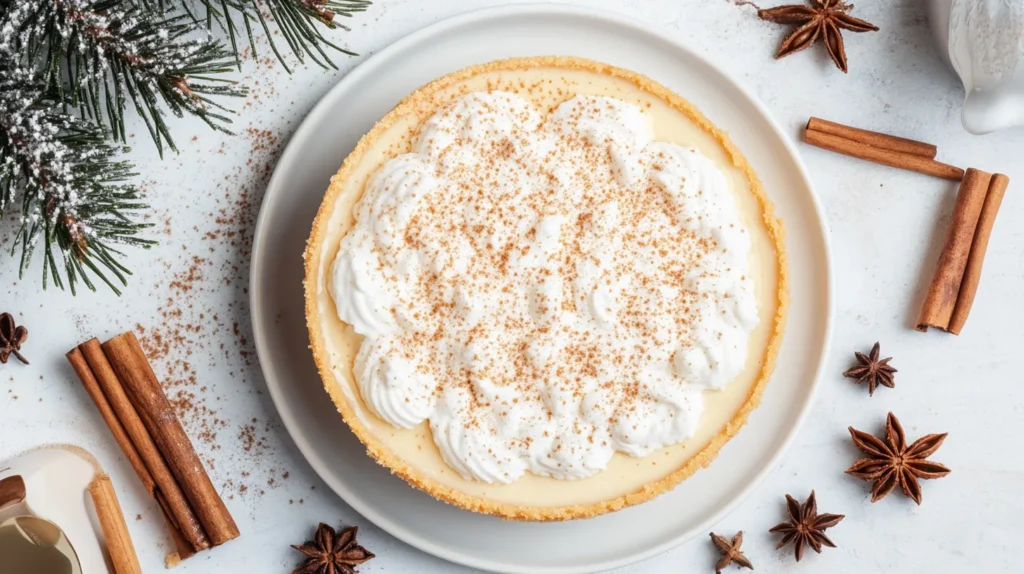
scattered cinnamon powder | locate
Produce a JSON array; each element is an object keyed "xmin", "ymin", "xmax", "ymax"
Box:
[{"xmin": 130, "ymin": 88, "xmax": 293, "ymax": 499}]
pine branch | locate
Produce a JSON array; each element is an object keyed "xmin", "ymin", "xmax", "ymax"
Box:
[
  {"xmin": 0, "ymin": 0, "xmax": 370, "ymax": 294},
  {"xmin": 0, "ymin": 60, "xmax": 153, "ymax": 295},
  {"xmin": 2, "ymin": 0, "xmax": 247, "ymax": 156},
  {"xmin": 184, "ymin": 0, "xmax": 370, "ymax": 72}
]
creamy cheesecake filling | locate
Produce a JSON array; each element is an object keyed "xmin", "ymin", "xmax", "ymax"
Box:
[{"xmin": 329, "ymin": 91, "xmax": 759, "ymax": 484}]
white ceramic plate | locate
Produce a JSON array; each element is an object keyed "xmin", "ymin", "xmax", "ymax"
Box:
[{"xmin": 250, "ymin": 5, "xmax": 832, "ymax": 573}]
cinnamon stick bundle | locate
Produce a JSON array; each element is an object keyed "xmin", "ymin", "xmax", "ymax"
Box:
[
  {"xmin": 917, "ymin": 169, "xmax": 1010, "ymax": 334},
  {"xmin": 68, "ymin": 343, "xmax": 206, "ymax": 559},
  {"xmin": 948, "ymin": 174, "xmax": 1010, "ymax": 334},
  {"xmin": 67, "ymin": 331, "xmax": 238, "ymax": 563},
  {"xmin": 804, "ymin": 118, "xmax": 964, "ymax": 181}
]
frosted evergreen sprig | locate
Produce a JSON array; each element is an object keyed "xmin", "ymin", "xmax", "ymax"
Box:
[
  {"xmin": 2, "ymin": 0, "xmax": 246, "ymax": 156},
  {"xmin": 183, "ymin": 0, "xmax": 370, "ymax": 73},
  {"xmin": 0, "ymin": 62, "xmax": 152, "ymax": 294},
  {"xmin": 0, "ymin": 0, "xmax": 367, "ymax": 294}
]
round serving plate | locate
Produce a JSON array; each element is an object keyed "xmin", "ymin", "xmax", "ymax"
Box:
[{"xmin": 250, "ymin": 4, "xmax": 832, "ymax": 573}]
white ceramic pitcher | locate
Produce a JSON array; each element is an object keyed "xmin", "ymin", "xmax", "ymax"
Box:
[{"xmin": 929, "ymin": 0, "xmax": 1024, "ymax": 134}]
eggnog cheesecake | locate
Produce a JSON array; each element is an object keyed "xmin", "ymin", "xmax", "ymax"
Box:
[{"xmin": 304, "ymin": 56, "xmax": 787, "ymax": 520}]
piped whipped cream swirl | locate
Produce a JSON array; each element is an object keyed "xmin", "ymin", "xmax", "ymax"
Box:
[{"xmin": 331, "ymin": 92, "xmax": 758, "ymax": 483}]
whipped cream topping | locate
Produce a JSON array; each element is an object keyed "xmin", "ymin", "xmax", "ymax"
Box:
[{"xmin": 330, "ymin": 91, "xmax": 759, "ymax": 483}]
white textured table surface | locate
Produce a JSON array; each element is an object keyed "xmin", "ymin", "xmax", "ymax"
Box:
[{"xmin": 3, "ymin": 1, "xmax": 1021, "ymax": 573}]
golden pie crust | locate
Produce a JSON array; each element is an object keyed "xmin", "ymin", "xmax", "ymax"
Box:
[{"xmin": 304, "ymin": 56, "xmax": 788, "ymax": 521}]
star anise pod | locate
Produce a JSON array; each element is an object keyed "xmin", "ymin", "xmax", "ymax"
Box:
[
  {"xmin": 842, "ymin": 341, "xmax": 895, "ymax": 396},
  {"xmin": 291, "ymin": 523, "xmax": 375, "ymax": 574},
  {"xmin": 709, "ymin": 531, "xmax": 754, "ymax": 573},
  {"xmin": 847, "ymin": 412, "xmax": 950, "ymax": 505},
  {"xmin": 768, "ymin": 490, "xmax": 844, "ymax": 561},
  {"xmin": 758, "ymin": 0, "xmax": 879, "ymax": 72},
  {"xmin": 0, "ymin": 313, "xmax": 29, "ymax": 365}
]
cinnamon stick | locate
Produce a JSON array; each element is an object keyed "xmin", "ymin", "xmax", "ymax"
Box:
[
  {"xmin": 807, "ymin": 117, "xmax": 938, "ymax": 158},
  {"xmin": 948, "ymin": 173, "xmax": 1010, "ymax": 334},
  {"xmin": 89, "ymin": 475, "xmax": 143, "ymax": 574},
  {"xmin": 102, "ymin": 332, "xmax": 239, "ymax": 547},
  {"xmin": 804, "ymin": 128, "xmax": 964, "ymax": 181},
  {"xmin": 917, "ymin": 168, "xmax": 991, "ymax": 332},
  {"xmin": 70, "ymin": 340, "xmax": 209, "ymax": 553}
]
